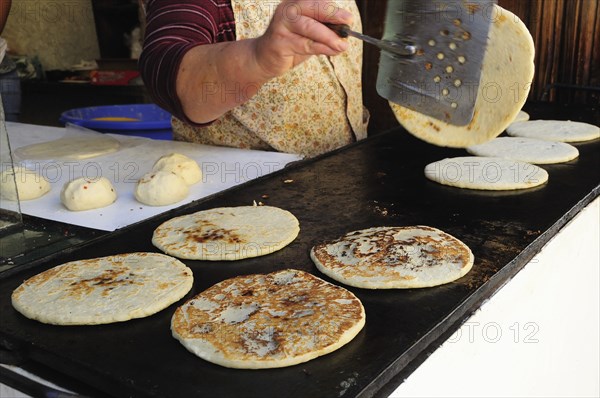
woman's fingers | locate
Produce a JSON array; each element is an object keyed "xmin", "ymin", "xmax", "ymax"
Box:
[
  {"xmin": 286, "ymin": 15, "xmax": 349, "ymax": 55},
  {"xmin": 280, "ymin": 0, "xmax": 353, "ymax": 55},
  {"xmin": 254, "ymin": 0, "xmax": 354, "ymax": 78},
  {"xmin": 275, "ymin": 0, "xmax": 355, "ymax": 55}
]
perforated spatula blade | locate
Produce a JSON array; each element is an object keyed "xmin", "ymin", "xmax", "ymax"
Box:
[{"xmin": 329, "ymin": 0, "xmax": 497, "ymax": 126}]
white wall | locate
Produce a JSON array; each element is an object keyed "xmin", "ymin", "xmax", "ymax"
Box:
[{"xmin": 393, "ymin": 198, "xmax": 600, "ymax": 397}]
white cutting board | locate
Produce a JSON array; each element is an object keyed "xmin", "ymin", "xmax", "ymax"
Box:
[{"xmin": 2, "ymin": 123, "xmax": 302, "ymax": 231}]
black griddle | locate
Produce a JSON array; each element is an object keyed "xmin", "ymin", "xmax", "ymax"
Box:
[{"xmin": 0, "ymin": 107, "xmax": 598, "ymax": 398}]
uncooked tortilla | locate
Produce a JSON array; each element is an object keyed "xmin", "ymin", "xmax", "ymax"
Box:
[
  {"xmin": 13, "ymin": 135, "xmax": 120, "ymax": 160},
  {"xmin": 311, "ymin": 226, "xmax": 474, "ymax": 289},
  {"xmin": 11, "ymin": 253, "xmax": 193, "ymax": 325},
  {"xmin": 425, "ymin": 156, "xmax": 549, "ymax": 190},
  {"xmin": 466, "ymin": 137, "xmax": 579, "ymax": 164},
  {"xmin": 390, "ymin": 5, "xmax": 535, "ymax": 147},
  {"xmin": 152, "ymin": 205, "xmax": 300, "ymax": 260},
  {"xmin": 171, "ymin": 269, "xmax": 365, "ymax": 369},
  {"xmin": 506, "ymin": 120, "xmax": 600, "ymax": 143}
]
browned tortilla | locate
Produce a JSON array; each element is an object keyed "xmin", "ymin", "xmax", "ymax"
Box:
[{"xmin": 171, "ymin": 269, "xmax": 365, "ymax": 368}]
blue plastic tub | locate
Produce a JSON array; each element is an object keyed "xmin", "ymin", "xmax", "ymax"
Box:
[{"xmin": 59, "ymin": 104, "xmax": 173, "ymax": 140}]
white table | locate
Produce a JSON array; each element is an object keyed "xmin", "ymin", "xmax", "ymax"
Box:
[
  {"xmin": 3, "ymin": 122, "xmax": 302, "ymax": 231},
  {"xmin": 392, "ymin": 198, "xmax": 599, "ymax": 397}
]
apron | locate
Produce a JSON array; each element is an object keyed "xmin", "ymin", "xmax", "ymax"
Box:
[{"xmin": 172, "ymin": 0, "xmax": 368, "ymax": 157}]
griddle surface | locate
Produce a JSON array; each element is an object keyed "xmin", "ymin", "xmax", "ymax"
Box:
[{"xmin": 0, "ymin": 123, "xmax": 598, "ymax": 398}]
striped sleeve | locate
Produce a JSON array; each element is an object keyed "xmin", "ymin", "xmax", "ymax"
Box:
[{"xmin": 138, "ymin": 0, "xmax": 236, "ymax": 125}]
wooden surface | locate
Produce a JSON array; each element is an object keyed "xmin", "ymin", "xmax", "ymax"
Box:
[
  {"xmin": 356, "ymin": 1, "xmax": 395, "ymax": 134},
  {"xmin": 499, "ymin": 0, "xmax": 600, "ymax": 105},
  {"xmin": 356, "ymin": 0, "xmax": 600, "ymax": 134}
]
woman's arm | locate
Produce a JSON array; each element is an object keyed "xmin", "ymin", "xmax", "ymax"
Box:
[
  {"xmin": 141, "ymin": 0, "xmax": 352, "ymax": 125},
  {"xmin": 177, "ymin": 0, "xmax": 352, "ymax": 124}
]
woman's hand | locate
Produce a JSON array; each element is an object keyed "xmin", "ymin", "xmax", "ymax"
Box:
[
  {"xmin": 253, "ymin": 0, "xmax": 354, "ymax": 79},
  {"xmin": 176, "ymin": 0, "xmax": 353, "ymax": 124}
]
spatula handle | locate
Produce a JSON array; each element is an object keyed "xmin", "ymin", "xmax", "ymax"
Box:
[
  {"xmin": 324, "ymin": 23, "xmax": 416, "ymax": 57},
  {"xmin": 324, "ymin": 23, "xmax": 351, "ymax": 38}
]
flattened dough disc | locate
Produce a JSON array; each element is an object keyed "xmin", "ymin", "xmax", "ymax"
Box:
[
  {"xmin": 466, "ymin": 137, "xmax": 579, "ymax": 164},
  {"xmin": 506, "ymin": 120, "xmax": 600, "ymax": 143},
  {"xmin": 424, "ymin": 156, "xmax": 549, "ymax": 190},
  {"xmin": 14, "ymin": 134, "xmax": 120, "ymax": 160}
]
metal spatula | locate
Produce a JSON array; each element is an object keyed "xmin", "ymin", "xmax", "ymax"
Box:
[{"xmin": 327, "ymin": 0, "xmax": 496, "ymax": 126}]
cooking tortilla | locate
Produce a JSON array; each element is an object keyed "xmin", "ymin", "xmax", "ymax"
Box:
[
  {"xmin": 390, "ymin": 5, "xmax": 535, "ymax": 147},
  {"xmin": 11, "ymin": 253, "xmax": 193, "ymax": 325},
  {"xmin": 311, "ymin": 226, "xmax": 474, "ymax": 289},
  {"xmin": 506, "ymin": 120, "xmax": 600, "ymax": 143},
  {"xmin": 152, "ymin": 205, "xmax": 300, "ymax": 261},
  {"xmin": 171, "ymin": 269, "xmax": 365, "ymax": 369},
  {"xmin": 424, "ymin": 156, "xmax": 549, "ymax": 190},
  {"xmin": 466, "ymin": 137, "xmax": 579, "ymax": 164}
]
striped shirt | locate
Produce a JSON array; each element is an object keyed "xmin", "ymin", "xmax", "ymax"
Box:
[{"xmin": 138, "ymin": 0, "xmax": 236, "ymax": 125}]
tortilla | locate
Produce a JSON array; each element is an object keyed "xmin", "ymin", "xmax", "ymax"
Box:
[
  {"xmin": 506, "ymin": 120, "xmax": 600, "ymax": 143},
  {"xmin": 466, "ymin": 137, "xmax": 579, "ymax": 164},
  {"xmin": 311, "ymin": 226, "xmax": 473, "ymax": 289},
  {"xmin": 152, "ymin": 206, "xmax": 300, "ymax": 261},
  {"xmin": 13, "ymin": 135, "xmax": 120, "ymax": 160},
  {"xmin": 424, "ymin": 156, "xmax": 549, "ymax": 190},
  {"xmin": 390, "ymin": 5, "xmax": 535, "ymax": 147},
  {"xmin": 171, "ymin": 269, "xmax": 365, "ymax": 369},
  {"xmin": 11, "ymin": 253, "xmax": 193, "ymax": 325}
]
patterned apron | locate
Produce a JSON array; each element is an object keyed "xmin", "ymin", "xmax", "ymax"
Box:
[{"xmin": 172, "ymin": 0, "xmax": 368, "ymax": 157}]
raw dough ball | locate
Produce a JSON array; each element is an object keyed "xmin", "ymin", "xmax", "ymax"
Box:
[
  {"xmin": 152, "ymin": 153, "xmax": 202, "ymax": 185},
  {"xmin": 135, "ymin": 171, "xmax": 189, "ymax": 206},
  {"xmin": 60, "ymin": 177, "xmax": 117, "ymax": 211},
  {"xmin": 0, "ymin": 167, "xmax": 50, "ymax": 201}
]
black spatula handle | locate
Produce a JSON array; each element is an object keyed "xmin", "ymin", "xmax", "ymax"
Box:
[
  {"xmin": 324, "ymin": 23, "xmax": 416, "ymax": 57},
  {"xmin": 324, "ymin": 23, "xmax": 351, "ymax": 38}
]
